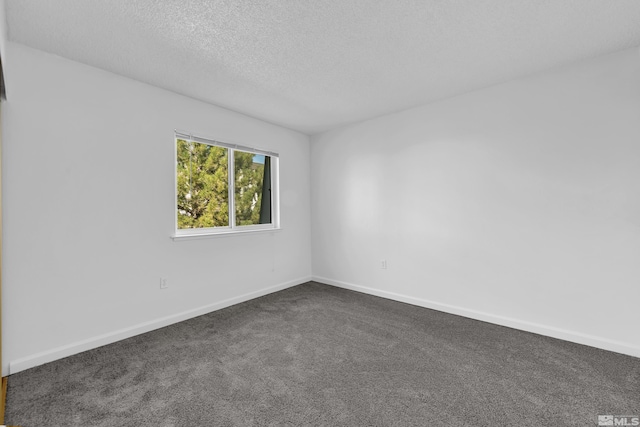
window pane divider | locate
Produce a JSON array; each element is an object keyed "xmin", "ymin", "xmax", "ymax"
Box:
[{"xmin": 228, "ymin": 147, "xmax": 236, "ymax": 230}]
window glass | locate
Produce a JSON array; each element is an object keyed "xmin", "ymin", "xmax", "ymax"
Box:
[
  {"xmin": 176, "ymin": 139, "xmax": 229, "ymax": 229},
  {"xmin": 234, "ymin": 151, "xmax": 271, "ymax": 226}
]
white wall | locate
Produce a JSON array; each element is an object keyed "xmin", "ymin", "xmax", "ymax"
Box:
[
  {"xmin": 311, "ymin": 47, "xmax": 640, "ymax": 357},
  {"xmin": 1, "ymin": 42, "xmax": 312, "ymax": 375},
  {"xmin": 0, "ymin": 0, "xmax": 7, "ymax": 94}
]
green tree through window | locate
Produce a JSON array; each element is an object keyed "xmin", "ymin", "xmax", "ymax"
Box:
[{"xmin": 235, "ymin": 151, "xmax": 266, "ymax": 226}]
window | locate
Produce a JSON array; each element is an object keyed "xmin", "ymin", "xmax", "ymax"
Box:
[{"xmin": 174, "ymin": 132, "xmax": 279, "ymax": 237}]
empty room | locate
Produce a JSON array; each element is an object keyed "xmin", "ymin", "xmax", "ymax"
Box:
[{"xmin": 0, "ymin": 0, "xmax": 639, "ymax": 426}]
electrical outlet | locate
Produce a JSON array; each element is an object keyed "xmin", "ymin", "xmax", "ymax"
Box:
[
  {"xmin": 160, "ymin": 278, "xmax": 168, "ymax": 289},
  {"xmin": 380, "ymin": 260, "xmax": 387, "ymax": 269}
]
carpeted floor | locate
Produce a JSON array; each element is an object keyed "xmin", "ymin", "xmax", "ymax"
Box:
[{"xmin": 5, "ymin": 282, "xmax": 640, "ymax": 426}]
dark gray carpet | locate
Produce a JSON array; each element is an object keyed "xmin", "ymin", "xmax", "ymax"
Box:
[{"xmin": 6, "ymin": 282, "xmax": 640, "ymax": 426}]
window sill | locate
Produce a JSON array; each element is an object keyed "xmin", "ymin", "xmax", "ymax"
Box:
[{"xmin": 171, "ymin": 227, "xmax": 281, "ymax": 241}]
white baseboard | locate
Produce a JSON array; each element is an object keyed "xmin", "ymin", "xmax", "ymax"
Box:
[
  {"xmin": 9, "ymin": 276, "xmax": 312, "ymax": 375},
  {"xmin": 312, "ymin": 275, "xmax": 640, "ymax": 359}
]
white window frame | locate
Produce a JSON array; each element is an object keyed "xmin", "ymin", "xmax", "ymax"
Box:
[{"xmin": 172, "ymin": 131, "xmax": 280, "ymax": 239}]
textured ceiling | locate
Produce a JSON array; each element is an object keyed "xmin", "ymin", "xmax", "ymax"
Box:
[{"xmin": 5, "ymin": 0, "xmax": 640, "ymax": 134}]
